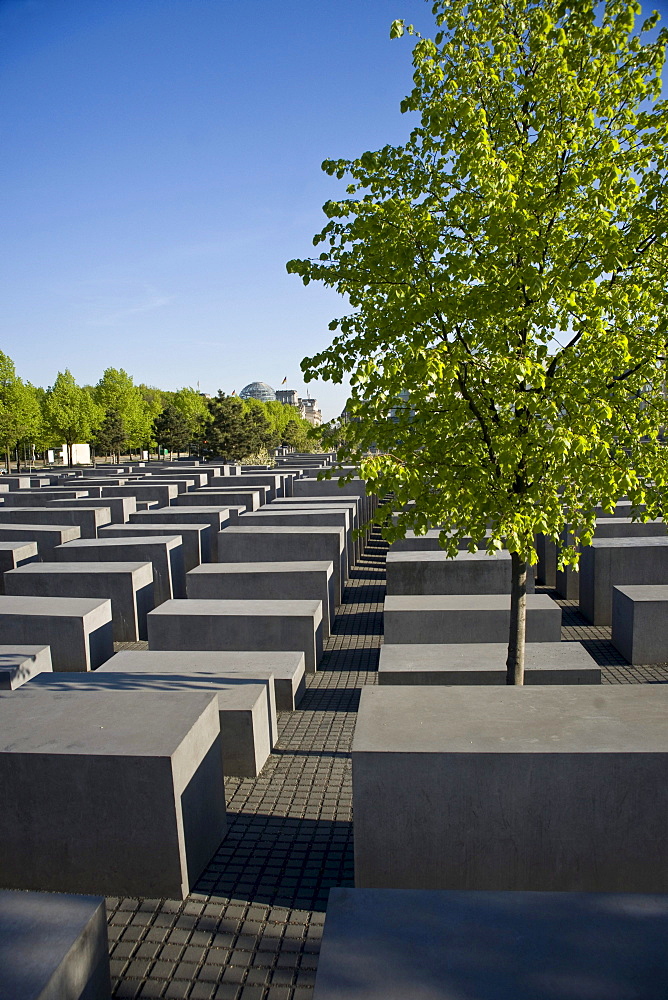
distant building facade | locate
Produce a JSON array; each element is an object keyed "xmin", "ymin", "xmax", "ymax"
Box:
[
  {"xmin": 241, "ymin": 381, "xmax": 322, "ymax": 425},
  {"xmin": 239, "ymin": 381, "xmax": 277, "ymax": 402}
]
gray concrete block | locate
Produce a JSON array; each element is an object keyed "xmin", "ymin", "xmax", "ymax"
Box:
[
  {"xmin": 0, "ymin": 524, "xmax": 81, "ymax": 561},
  {"xmin": 386, "ymin": 550, "xmax": 535, "ymax": 596},
  {"xmin": 48, "ymin": 495, "xmax": 137, "ymax": 524},
  {"xmin": 0, "ymin": 541, "xmax": 39, "ymax": 592},
  {"xmin": 378, "ymin": 641, "xmax": 600, "ymax": 685},
  {"xmin": 595, "ymin": 517, "xmax": 667, "ymax": 538},
  {"xmin": 99, "ymin": 522, "xmax": 209, "ymax": 571},
  {"xmin": 129, "ymin": 507, "xmax": 238, "ymax": 558},
  {"xmin": 240, "ymin": 509, "xmax": 354, "ymax": 575},
  {"xmin": 54, "ymin": 535, "xmax": 185, "ymax": 605},
  {"xmin": 611, "ymin": 584, "xmax": 668, "ymax": 664},
  {"xmin": 0, "ymin": 596, "xmax": 113, "ymax": 671},
  {"xmin": 101, "ymin": 484, "xmax": 178, "ymax": 506},
  {"xmin": 0, "ymin": 888, "xmax": 110, "ymax": 1000},
  {"xmin": 103, "ymin": 649, "xmax": 306, "ymax": 712},
  {"xmin": 176, "ymin": 489, "xmax": 265, "ymax": 511},
  {"xmin": 40, "ymin": 670, "xmax": 273, "ymax": 778},
  {"xmin": 353, "ymin": 685, "xmax": 668, "ymax": 891},
  {"xmin": 218, "ymin": 526, "xmax": 346, "ymax": 607},
  {"xmin": 236, "ymin": 474, "xmax": 285, "ymax": 500},
  {"xmin": 148, "ymin": 598, "xmax": 323, "ymax": 673},
  {"xmin": 186, "ymin": 561, "xmax": 335, "ymax": 636},
  {"xmin": 0, "ymin": 506, "xmax": 111, "ymax": 539},
  {"xmin": 384, "ymin": 595, "xmax": 561, "ymax": 644},
  {"xmin": 313, "ymin": 887, "xmax": 668, "ymax": 1000},
  {"xmin": 580, "ymin": 537, "xmax": 668, "ymax": 625},
  {"xmin": 0, "ymin": 686, "xmax": 226, "ymax": 898},
  {"xmin": 0, "ymin": 490, "xmax": 92, "ymax": 507},
  {"xmin": 0, "ymin": 645, "xmax": 53, "ymax": 691},
  {"xmin": 5, "ymin": 562, "xmax": 154, "ymax": 642},
  {"xmin": 269, "ymin": 500, "xmax": 362, "ymax": 560},
  {"xmin": 389, "ymin": 529, "xmax": 492, "ymax": 552}
]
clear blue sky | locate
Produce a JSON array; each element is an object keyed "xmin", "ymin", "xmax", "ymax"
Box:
[
  {"xmin": 0, "ymin": 0, "xmax": 432, "ymax": 419},
  {"xmin": 2, "ymin": 1, "xmax": 667, "ymax": 420}
]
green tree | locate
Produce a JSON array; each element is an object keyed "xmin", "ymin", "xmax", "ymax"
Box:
[
  {"xmin": 94, "ymin": 408, "xmax": 127, "ymax": 463},
  {"xmin": 153, "ymin": 404, "xmax": 191, "ymax": 459},
  {"xmin": 172, "ymin": 387, "xmax": 211, "ymax": 443},
  {"xmin": 44, "ymin": 369, "xmax": 101, "ymax": 466},
  {"xmin": 289, "ymin": 0, "xmax": 668, "ymax": 684},
  {"xmin": 94, "ymin": 368, "xmax": 153, "ymax": 455},
  {"xmin": 0, "ymin": 353, "xmax": 42, "ymax": 472}
]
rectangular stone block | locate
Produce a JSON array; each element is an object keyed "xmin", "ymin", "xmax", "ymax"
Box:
[
  {"xmin": 0, "ymin": 596, "xmax": 112, "ymax": 671},
  {"xmin": 580, "ymin": 537, "xmax": 668, "ymax": 625},
  {"xmin": 148, "ymin": 598, "xmax": 323, "ymax": 673},
  {"xmin": 611, "ymin": 584, "xmax": 668, "ymax": 664},
  {"xmin": 313, "ymin": 887, "xmax": 668, "ymax": 1000},
  {"xmin": 0, "ymin": 524, "xmax": 81, "ymax": 561},
  {"xmin": 0, "ymin": 686, "xmax": 226, "ymax": 898},
  {"xmin": 0, "ymin": 645, "xmax": 53, "ymax": 691},
  {"xmin": 48, "ymin": 495, "xmax": 137, "ymax": 524},
  {"xmin": 176, "ymin": 489, "xmax": 264, "ymax": 511},
  {"xmin": 0, "ymin": 541, "xmax": 38, "ymax": 593},
  {"xmin": 54, "ymin": 535, "xmax": 185, "ymax": 605},
  {"xmin": 0, "ymin": 888, "xmax": 110, "ymax": 1000},
  {"xmin": 99, "ymin": 522, "xmax": 209, "ymax": 571},
  {"xmin": 186, "ymin": 560, "xmax": 335, "ymax": 637},
  {"xmin": 236, "ymin": 474, "xmax": 285, "ymax": 500},
  {"xmin": 103, "ymin": 649, "xmax": 306, "ymax": 713},
  {"xmin": 0, "ymin": 490, "xmax": 92, "ymax": 507},
  {"xmin": 386, "ymin": 550, "xmax": 535, "ymax": 596},
  {"xmin": 353, "ymin": 685, "xmax": 668, "ymax": 891},
  {"xmin": 378, "ymin": 641, "xmax": 600, "ymax": 684},
  {"xmin": 240, "ymin": 509, "xmax": 354, "ymax": 576},
  {"xmin": 45, "ymin": 670, "xmax": 273, "ymax": 778},
  {"xmin": 269, "ymin": 500, "xmax": 362, "ymax": 561},
  {"xmin": 130, "ymin": 507, "xmax": 238, "ymax": 558},
  {"xmin": 218, "ymin": 526, "xmax": 346, "ymax": 607},
  {"xmin": 384, "ymin": 594, "xmax": 561, "ymax": 644},
  {"xmin": 5, "ymin": 562, "xmax": 154, "ymax": 642},
  {"xmin": 101, "ymin": 483, "xmax": 178, "ymax": 506},
  {"xmin": 0, "ymin": 506, "xmax": 111, "ymax": 539}
]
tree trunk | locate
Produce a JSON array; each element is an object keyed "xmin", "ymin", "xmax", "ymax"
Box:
[
  {"xmin": 5, "ymin": 448, "xmax": 9, "ymax": 474},
  {"xmin": 506, "ymin": 551, "xmax": 527, "ymax": 685}
]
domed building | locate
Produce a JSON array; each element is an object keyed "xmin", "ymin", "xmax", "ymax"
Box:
[{"xmin": 239, "ymin": 381, "xmax": 276, "ymax": 403}]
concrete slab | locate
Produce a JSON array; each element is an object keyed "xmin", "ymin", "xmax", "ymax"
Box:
[
  {"xmin": 0, "ymin": 596, "xmax": 113, "ymax": 671},
  {"xmin": 33, "ymin": 670, "xmax": 273, "ymax": 778},
  {"xmin": 0, "ymin": 645, "xmax": 53, "ymax": 691},
  {"xmin": 99, "ymin": 522, "xmax": 210, "ymax": 571},
  {"xmin": 580, "ymin": 537, "xmax": 668, "ymax": 624},
  {"xmin": 0, "ymin": 541, "xmax": 38, "ymax": 592},
  {"xmin": 611, "ymin": 584, "xmax": 668, "ymax": 664},
  {"xmin": 0, "ymin": 524, "xmax": 81, "ymax": 561},
  {"xmin": 176, "ymin": 489, "xmax": 265, "ymax": 511},
  {"xmin": 378, "ymin": 642, "xmax": 600, "ymax": 684},
  {"xmin": 0, "ymin": 507, "xmax": 111, "ymax": 539},
  {"xmin": 129, "ymin": 507, "xmax": 238, "ymax": 559},
  {"xmin": 48, "ymin": 495, "xmax": 137, "ymax": 524},
  {"xmin": 186, "ymin": 561, "xmax": 335, "ymax": 637},
  {"xmin": 384, "ymin": 594, "xmax": 561, "ymax": 644},
  {"xmin": 218, "ymin": 526, "xmax": 346, "ymax": 607},
  {"xmin": 0, "ymin": 686, "xmax": 226, "ymax": 898},
  {"xmin": 240, "ymin": 509, "xmax": 354, "ymax": 574},
  {"xmin": 386, "ymin": 550, "xmax": 535, "ymax": 596},
  {"xmin": 314, "ymin": 887, "xmax": 668, "ymax": 1000},
  {"xmin": 353, "ymin": 685, "xmax": 668, "ymax": 890},
  {"xmin": 148, "ymin": 598, "xmax": 323, "ymax": 673},
  {"xmin": 0, "ymin": 888, "xmax": 110, "ymax": 1000},
  {"xmin": 5, "ymin": 562, "xmax": 154, "ymax": 642},
  {"xmin": 101, "ymin": 484, "xmax": 178, "ymax": 506},
  {"xmin": 54, "ymin": 535, "xmax": 185, "ymax": 605},
  {"xmin": 103, "ymin": 649, "xmax": 306, "ymax": 712}
]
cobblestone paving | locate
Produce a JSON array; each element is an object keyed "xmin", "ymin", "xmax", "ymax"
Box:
[{"xmin": 108, "ymin": 540, "xmax": 668, "ymax": 999}]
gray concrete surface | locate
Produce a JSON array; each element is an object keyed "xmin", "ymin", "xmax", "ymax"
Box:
[
  {"xmin": 580, "ymin": 537, "xmax": 668, "ymax": 625},
  {"xmin": 0, "ymin": 645, "xmax": 53, "ymax": 691},
  {"xmin": 148, "ymin": 598, "xmax": 323, "ymax": 673},
  {"xmin": 313, "ymin": 887, "xmax": 668, "ymax": 1000},
  {"xmin": 386, "ymin": 549, "xmax": 535, "ymax": 596},
  {"xmin": 48, "ymin": 495, "xmax": 137, "ymax": 524},
  {"xmin": 5, "ymin": 562, "xmax": 154, "ymax": 642},
  {"xmin": 175, "ymin": 489, "xmax": 265, "ymax": 511},
  {"xmin": 0, "ymin": 888, "xmax": 110, "ymax": 1000},
  {"xmin": 611, "ymin": 584, "xmax": 668, "ymax": 664},
  {"xmin": 0, "ymin": 685, "xmax": 226, "ymax": 898},
  {"xmin": 186, "ymin": 561, "xmax": 335, "ymax": 637},
  {"xmin": 129, "ymin": 507, "xmax": 238, "ymax": 558},
  {"xmin": 0, "ymin": 524, "xmax": 81, "ymax": 561},
  {"xmin": 384, "ymin": 594, "xmax": 561, "ymax": 644},
  {"xmin": 378, "ymin": 641, "xmax": 600, "ymax": 684},
  {"xmin": 353, "ymin": 685, "xmax": 668, "ymax": 890},
  {"xmin": 0, "ymin": 541, "xmax": 38, "ymax": 592},
  {"xmin": 54, "ymin": 535, "xmax": 185, "ymax": 605},
  {"xmin": 99, "ymin": 522, "xmax": 209, "ymax": 571},
  {"xmin": 0, "ymin": 506, "xmax": 111, "ymax": 539},
  {"xmin": 0, "ymin": 595, "xmax": 113, "ymax": 671}
]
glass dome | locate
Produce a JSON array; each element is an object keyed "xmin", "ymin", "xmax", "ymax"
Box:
[{"xmin": 239, "ymin": 381, "xmax": 276, "ymax": 402}]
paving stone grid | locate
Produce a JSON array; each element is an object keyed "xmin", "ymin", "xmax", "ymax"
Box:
[{"xmin": 108, "ymin": 530, "xmax": 668, "ymax": 1000}]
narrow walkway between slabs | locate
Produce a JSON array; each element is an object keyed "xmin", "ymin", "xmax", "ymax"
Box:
[{"xmin": 107, "ymin": 527, "xmax": 387, "ymax": 1000}]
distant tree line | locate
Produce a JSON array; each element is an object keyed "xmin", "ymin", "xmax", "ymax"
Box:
[{"xmin": 0, "ymin": 351, "xmax": 319, "ymax": 469}]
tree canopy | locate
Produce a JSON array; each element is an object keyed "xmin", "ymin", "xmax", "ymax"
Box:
[
  {"xmin": 44, "ymin": 369, "xmax": 102, "ymax": 466},
  {"xmin": 289, "ymin": 0, "xmax": 668, "ymax": 682}
]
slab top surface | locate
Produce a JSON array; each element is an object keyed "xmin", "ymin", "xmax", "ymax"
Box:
[
  {"xmin": 103, "ymin": 649, "xmax": 304, "ymax": 675},
  {"xmin": 386, "ymin": 550, "xmax": 509, "ymax": 564},
  {"xmin": 189, "ymin": 561, "xmax": 333, "ymax": 575},
  {"xmin": 353, "ymin": 686, "xmax": 668, "ymax": 754},
  {"xmin": 0, "ymin": 595, "xmax": 111, "ymax": 617},
  {"xmin": 379, "ymin": 642, "xmax": 597, "ymax": 672},
  {"xmin": 384, "ymin": 594, "xmax": 556, "ymax": 611},
  {"xmin": 614, "ymin": 585, "xmax": 668, "ymax": 601},
  {"xmin": 150, "ymin": 598, "xmax": 322, "ymax": 618},
  {"xmin": 60, "ymin": 535, "xmax": 181, "ymax": 547},
  {"xmin": 0, "ymin": 685, "xmax": 218, "ymax": 756},
  {"xmin": 591, "ymin": 536, "xmax": 668, "ymax": 548}
]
